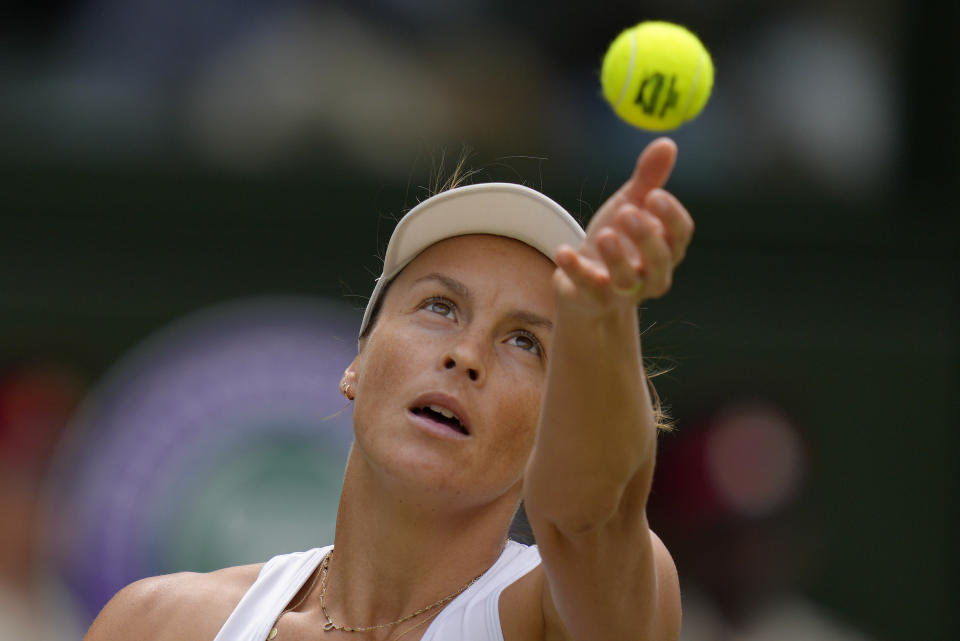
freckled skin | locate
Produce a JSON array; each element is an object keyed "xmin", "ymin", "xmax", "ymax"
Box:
[{"xmin": 347, "ymin": 234, "xmax": 557, "ymax": 511}]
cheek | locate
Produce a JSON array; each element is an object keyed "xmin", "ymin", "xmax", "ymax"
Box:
[
  {"xmin": 488, "ymin": 380, "xmax": 543, "ymax": 469},
  {"xmin": 352, "ymin": 331, "xmax": 416, "ymax": 430},
  {"xmin": 358, "ymin": 327, "xmax": 416, "ymax": 391}
]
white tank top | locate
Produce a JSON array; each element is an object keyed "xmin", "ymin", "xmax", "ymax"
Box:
[{"xmin": 213, "ymin": 541, "xmax": 541, "ymax": 641}]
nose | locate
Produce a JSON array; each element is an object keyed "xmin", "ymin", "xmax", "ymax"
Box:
[{"xmin": 441, "ymin": 332, "xmax": 486, "ymax": 384}]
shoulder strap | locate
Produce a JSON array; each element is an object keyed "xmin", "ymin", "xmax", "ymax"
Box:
[
  {"xmin": 213, "ymin": 547, "xmax": 330, "ymax": 641},
  {"xmin": 420, "ymin": 542, "xmax": 542, "ymax": 641}
]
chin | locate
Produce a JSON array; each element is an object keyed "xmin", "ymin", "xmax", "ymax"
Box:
[
  {"xmin": 369, "ymin": 441, "xmax": 507, "ymax": 509},
  {"xmin": 384, "ymin": 443, "xmax": 471, "ymax": 493},
  {"xmin": 351, "ymin": 415, "xmax": 522, "ymax": 508}
]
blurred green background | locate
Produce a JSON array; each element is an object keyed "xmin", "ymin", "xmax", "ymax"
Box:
[{"xmin": 0, "ymin": 1, "xmax": 956, "ymax": 640}]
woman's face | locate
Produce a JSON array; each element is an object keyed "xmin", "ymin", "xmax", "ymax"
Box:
[{"xmin": 347, "ymin": 234, "xmax": 557, "ymax": 508}]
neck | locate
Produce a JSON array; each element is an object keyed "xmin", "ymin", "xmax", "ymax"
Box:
[{"xmin": 322, "ymin": 445, "xmax": 519, "ymax": 628}]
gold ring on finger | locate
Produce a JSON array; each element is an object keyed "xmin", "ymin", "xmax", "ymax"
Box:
[{"xmin": 611, "ymin": 279, "xmax": 645, "ymax": 298}]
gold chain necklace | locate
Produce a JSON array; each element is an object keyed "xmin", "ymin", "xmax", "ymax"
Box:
[
  {"xmin": 389, "ymin": 609, "xmax": 442, "ymax": 641},
  {"xmin": 318, "ymin": 551, "xmax": 482, "ymax": 633}
]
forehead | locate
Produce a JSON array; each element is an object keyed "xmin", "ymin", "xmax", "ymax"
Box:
[
  {"xmin": 402, "ymin": 233, "xmax": 553, "ymax": 276},
  {"xmin": 391, "ymin": 234, "xmax": 556, "ymax": 302}
]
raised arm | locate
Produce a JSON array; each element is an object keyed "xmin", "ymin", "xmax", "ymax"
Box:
[{"xmin": 523, "ymin": 138, "xmax": 693, "ymax": 641}]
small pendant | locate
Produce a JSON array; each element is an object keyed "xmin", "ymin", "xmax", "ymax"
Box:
[
  {"xmin": 323, "ymin": 622, "xmax": 336, "ymax": 631},
  {"xmin": 267, "ymin": 627, "xmax": 278, "ymax": 640}
]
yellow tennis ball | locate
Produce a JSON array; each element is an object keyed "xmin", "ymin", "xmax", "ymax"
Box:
[{"xmin": 601, "ymin": 21, "xmax": 714, "ymax": 131}]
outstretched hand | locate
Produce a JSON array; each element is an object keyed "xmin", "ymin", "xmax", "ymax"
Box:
[{"xmin": 554, "ymin": 137, "xmax": 694, "ymax": 315}]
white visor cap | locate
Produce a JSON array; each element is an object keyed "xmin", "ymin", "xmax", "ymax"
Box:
[{"xmin": 359, "ymin": 182, "xmax": 586, "ymax": 339}]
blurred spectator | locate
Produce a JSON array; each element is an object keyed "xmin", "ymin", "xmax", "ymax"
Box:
[
  {"xmin": 650, "ymin": 399, "xmax": 875, "ymax": 641},
  {"xmin": 0, "ymin": 360, "xmax": 86, "ymax": 640}
]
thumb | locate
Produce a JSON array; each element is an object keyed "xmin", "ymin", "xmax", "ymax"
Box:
[{"xmin": 623, "ymin": 137, "xmax": 678, "ymax": 201}]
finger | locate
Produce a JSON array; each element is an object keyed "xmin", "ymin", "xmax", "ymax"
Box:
[
  {"xmin": 556, "ymin": 245, "xmax": 610, "ymax": 292},
  {"xmin": 632, "ymin": 217, "xmax": 673, "ymax": 298},
  {"xmin": 645, "ymin": 188, "xmax": 694, "ymax": 266},
  {"xmin": 623, "ymin": 137, "xmax": 678, "ymax": 202},
  {"xmin": 596, "ymin": 228, "xmax": 643, "ymax": 293},
  {"xmin": 613, "ymin": 202, "xmax": 654, "ymax": 265},
  {"xmin": 613, "ymin": 205, "xmax": 671, "ymax": 293}
]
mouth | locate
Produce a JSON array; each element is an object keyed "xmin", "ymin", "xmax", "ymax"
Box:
[{"xmin": 409, "ymin": 398, "xmax": 471, "ymax": 437}]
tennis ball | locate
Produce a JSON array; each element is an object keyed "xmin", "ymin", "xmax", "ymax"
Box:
[{"xmin": 601, "ymin": 21, "xmax": 714, "ymax": 131}]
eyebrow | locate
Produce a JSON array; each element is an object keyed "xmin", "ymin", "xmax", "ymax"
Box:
[
  {"xmin": 413, "ymin": 273, "xmax": 470, "ymax": 301},
  {"xmin": 506, "ymin": 310, "xmax": 553, "ymax": 332},
  {"xmin": 412, "ymin": 272, "xmax": 554, "ymax": 332}
]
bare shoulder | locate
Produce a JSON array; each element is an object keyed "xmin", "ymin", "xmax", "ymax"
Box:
[
  {"xmin": 83, "ymin": 563, "xmax": 264, "ymax": 641},
  {"xmin": 499, "ymin": 564, "xmax": 548, "ymax": 641}
]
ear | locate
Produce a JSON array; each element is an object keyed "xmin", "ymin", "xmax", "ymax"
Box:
[{"xmin": 341, "ymin": 355, "xmax": 361, "ymax": 401}]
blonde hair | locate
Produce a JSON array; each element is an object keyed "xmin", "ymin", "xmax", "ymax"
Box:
[
  {"xmin": 646, "ymin": 362, "xmax": 674, "ymax": 432},
  {"xmin": 428, "ymin": 146, "xmax": 483, "ymax": 196}
]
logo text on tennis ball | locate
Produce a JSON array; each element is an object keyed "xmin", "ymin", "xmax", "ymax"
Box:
[
  {"xmin": 600, "ymin": 21, "xmax": 715, "ymax": 131},
  {"xmin": 636, "ymin": 73, "xmax": 680, "ymax": 119}
]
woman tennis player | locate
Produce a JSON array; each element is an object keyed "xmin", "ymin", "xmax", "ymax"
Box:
[{"xmin": 84, "ymin": 137, "xmax": 692, "ymax": 641}]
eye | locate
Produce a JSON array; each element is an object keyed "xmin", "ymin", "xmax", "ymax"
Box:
[
  {"xmin": 421, "ymin": 296, "xmax": 456, "ymax": 320},
  {"xmin": 506, "ymin": 330, "xmax": 543, "ymax": 357}
]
